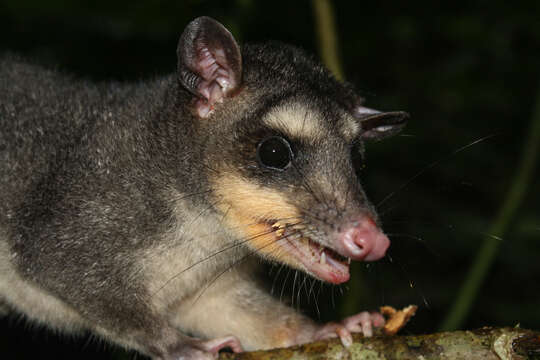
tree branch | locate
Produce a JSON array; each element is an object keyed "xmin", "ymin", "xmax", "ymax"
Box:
[{"xmin": 219, "ymin": 327, "xmax": 540, "ymax": 360}]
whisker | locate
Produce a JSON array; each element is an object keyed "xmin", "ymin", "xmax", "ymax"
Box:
[
  {"xmin": 386, "ymin": 232, "xmax": 441, "ymax": 258},
  {"xmin": 292, "ymin": 203, "xmax": 328, "ymax": 224},
  {"xmin": 151, "ymin": 220, "xmax": 304, "ymax": 298},
  {"xmin": 300, "ymin": 274, "xmax": 309, "ymax": 304},
  {"xmin": 128, "ymin": 198, "xmax": 224, "ymax": 286},
  {"xmin": 316, "ymin": 281, "xmax": 323, "ymax": 318},
  {"xmin": 377, "ymin": 133, "xmax": 499, "ymax": 208},
  {"xmin": 291, "ymin": 161, "xmax": 330, "ymax": 210},
  {"xmin": 292, "ymin": 270, "xmax": 298, "ymax": 309},
  {"xmin": 386, "ymin": 232, "xmax": 427, "ymax": 243},
  {"xmin": 281, "ymin": 267, "xmax": 292, "ymax": 304},
  {"xmin": 386, "ymin": 254, "xmax": 430, "ymax": 308},
  {"xmin": 270, "ymin": 263, "xmax": 285, "ymax": 296},
  {"xmin": 191, "ymin": 228, "xmax": 304, "ymax": 305},
  {"xmin": 308, "ymin": 277, "xmax": 317, "ymax": 304}
]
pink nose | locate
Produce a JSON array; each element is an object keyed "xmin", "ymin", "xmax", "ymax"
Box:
[{"xmin": 336, "ymin": 217, "xmax": 390, "ymax": 261}]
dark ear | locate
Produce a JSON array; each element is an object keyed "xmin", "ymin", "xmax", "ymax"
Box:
[
  {"xmin": 177, "ymin": 17, "xmax": 242, "ymax": 118},
  {"xmin": 354, "ymin": 106, "xmax": 409, "ymax": 140}
]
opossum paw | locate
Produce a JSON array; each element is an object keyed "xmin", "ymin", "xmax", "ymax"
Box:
[
  {"xmin": 314, "ymin": 311, "xmax": 384, "ymax": 347},
  {"xmin": 167, "ymin": 335, "xmax": 243, "ymax": 360}
]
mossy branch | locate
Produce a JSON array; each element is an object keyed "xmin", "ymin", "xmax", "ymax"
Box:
[{"xmin": 219, "ymin": 327, "xmax": 540, "ymax": 360}]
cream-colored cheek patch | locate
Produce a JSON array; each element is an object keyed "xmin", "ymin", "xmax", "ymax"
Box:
[{"xmin": 211, "ymin": 173, "xmax": 300, "ymax": 264}]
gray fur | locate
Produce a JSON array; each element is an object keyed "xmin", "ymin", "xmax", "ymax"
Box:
[{"xmin": 0, "ymin": 17, "xmax": 406, "ymax": 359}]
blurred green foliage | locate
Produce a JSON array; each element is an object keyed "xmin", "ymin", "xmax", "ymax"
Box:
[{"xmin": 1, "ymin": 1, "xmax": 539, "ymax": 359}]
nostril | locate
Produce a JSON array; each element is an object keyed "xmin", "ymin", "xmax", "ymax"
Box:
[
  {"xmin": 353, "ymin": 233, "xmax": 373, "ymax": 254},
  {"xmin": 336, "ymin": 217, "xmax": 390, "ymax": 261},
  {"xmin": 341, "ymin": 228, "xmax": 365, "ymax": 257}
]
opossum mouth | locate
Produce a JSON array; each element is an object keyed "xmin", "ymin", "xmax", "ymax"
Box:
[{"xmin": 268, "ymin": 221, "xmax": 350, "ymax": 284}]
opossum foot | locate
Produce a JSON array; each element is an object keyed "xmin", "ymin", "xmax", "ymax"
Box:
[
  {"xmin": 167, "ymin": 335, "xmax": 243, "ymax": 360},
  {"xmin": 313, "ymin": 311, "xmax": 385, "ymax": 347}
]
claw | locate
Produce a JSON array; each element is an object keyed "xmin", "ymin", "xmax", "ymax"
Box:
[
  {"xmin": 313, "ymin": 311, "xmax": 385, "ymax": 348},
  {"xmin": 336, "ymin": 327, "xmax": 353, "ymax": 348}
]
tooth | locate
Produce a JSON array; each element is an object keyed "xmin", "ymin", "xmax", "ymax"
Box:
[
  {"xmin": 320, "ymin": 252, "xmax": 326, "ymax": 265},
  {"xmin": 273, "ymin": 221, "xmax": 281, "ymax": 228},
  {"xmin": 276, "ymin": 228, "xmax": 285, "ymax": 237},
  {"xmin": 347, "ymin": 257, "xmax": 351, "ymax": 265}
]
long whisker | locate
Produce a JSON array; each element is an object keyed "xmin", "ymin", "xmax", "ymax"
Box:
[
  {"xmin": 128, "ymin": 198, "xmax": 223, "ymax": 285},
  {"xmin": 386, "ymin": 232, "xmax": 428, "ymax": 243},
  {"xmin": 377, "ymin": 133, "xmax": 499, "ymax": 208},
  {"xmin": 386, "ymin": 254, "xmax": 430, "ymax": 308},
  {"xmin": 151, "ymin": 220, "xmax": 304, "ymax": 298},
  {"xmin": 291, "ymin": 161, "xmax": 330, "ymax": 210},
  {"xmin": 270, "ymin": 263, "xmax": 285, "ymax": 296},
  {"xmin": 191, "ymin": 228, "xmax": 304, "ymax": 305},
  {"xmin": 291, "ymin": 270, "xmax": 298, "ymax": 308},
  {"xmin": 298, "ymin": 273, "xmax": 308, "ymax": 308},
  {"xmin": 292, "ymin": 202, "xmax": 328, "ymax": 225},
  {"xmin": 280, "ymin": 267, "xmax": 292, "ymax": 303}
]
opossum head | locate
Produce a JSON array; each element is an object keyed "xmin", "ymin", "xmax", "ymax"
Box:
[{"xmin": 177, "ymin": 17, "xmax": 408, "ymax": 284}]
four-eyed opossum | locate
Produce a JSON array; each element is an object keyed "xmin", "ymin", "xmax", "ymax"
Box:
[{"xmin": 0, "ymin": 16, "xmax": 408, "ymax": 359}]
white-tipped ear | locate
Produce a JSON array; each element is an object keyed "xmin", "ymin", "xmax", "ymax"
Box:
[
  {"xmin": 177, "ymin": 16, "xmax": 242, "ymax": 118},
  {"xmin": 355, "ymin": 109, "xmax": 409, "ymax": 141},
  {"xmin": 354, "ymin": 106, "xmax": 381, "ymax": 117}
]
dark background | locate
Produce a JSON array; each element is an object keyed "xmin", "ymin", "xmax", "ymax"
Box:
[{"xmin": 1, "ymin": 1, "xmax": 539, "ymax": 359}]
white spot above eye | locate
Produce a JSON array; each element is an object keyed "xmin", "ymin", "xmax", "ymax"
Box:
[{"xmin": 263, "ymin": 104, "xmax": 324, "ymax": 140}]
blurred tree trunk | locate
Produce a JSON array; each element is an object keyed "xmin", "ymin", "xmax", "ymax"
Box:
[{"xmin": 312, "ymin": 0, "xmax": 344, "ymax": 80}]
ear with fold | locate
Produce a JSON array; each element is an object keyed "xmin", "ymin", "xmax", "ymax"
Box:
[
  {"xmin": 354, "ymin": 106, "xmax": 409, "ymax": 141},
  {"xmin": 177, "ymin": 16, "xmax": 242, "ymax": 118}
]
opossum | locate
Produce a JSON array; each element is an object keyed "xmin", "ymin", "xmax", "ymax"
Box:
[{"xmin": 0, "ymin": 16, "xmax": 408, "ymax": 359}]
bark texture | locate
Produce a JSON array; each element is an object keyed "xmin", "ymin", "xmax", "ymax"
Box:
[{"xmin": 219, "ymin": 327, "xmax": 540, "ymax": 360}]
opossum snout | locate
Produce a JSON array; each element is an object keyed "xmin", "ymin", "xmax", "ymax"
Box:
[{"xmin": 336, "ymin": 217, "xmax": 390, "ymax": 261}]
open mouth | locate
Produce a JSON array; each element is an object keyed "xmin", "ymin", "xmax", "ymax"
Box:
[{"xmin": 268, "ymin": 220, "xmax": 350, "ymax": 284}]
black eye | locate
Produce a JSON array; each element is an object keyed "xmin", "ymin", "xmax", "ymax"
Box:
[{"xmin": 256, "ymin": 136, "xmax": 293, "ymax": 170}]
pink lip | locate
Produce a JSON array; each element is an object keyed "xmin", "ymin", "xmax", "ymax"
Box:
[
  {"xmin": 278, "ymin": 236, "xmax": 350, "ymax": 284},
  {"xmin": 269, "ymin": 217, "xmax": 390, "ymax": 284}
]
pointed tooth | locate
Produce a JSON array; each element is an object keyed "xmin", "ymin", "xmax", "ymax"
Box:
[
  {"xmin": 320, "ymin": 251, "xmax": 326, "ymax": 265},
  {"xmin": 347, "ymin": 257, "xmax": 351, "ymax": 265},
  {"xmin": 273, "ymin": 221, "xmax": 282, "ymax": 229},
  {"xmin": 276, "ymin": 228, "xmax": 285, "ymax": 237}
]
